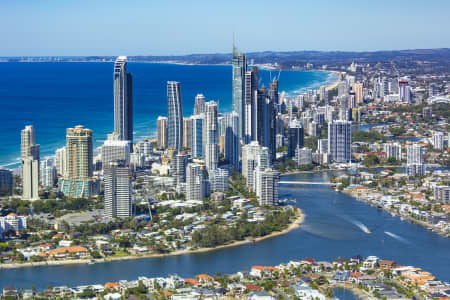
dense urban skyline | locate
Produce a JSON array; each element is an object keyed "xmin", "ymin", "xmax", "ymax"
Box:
[
  {"xmin": 0, "ymin": 1, "xmax": 449, "ymax": 295},
  {"xmin": 1, "ymin": 0, "xmax": 450, "ymax": 56}
]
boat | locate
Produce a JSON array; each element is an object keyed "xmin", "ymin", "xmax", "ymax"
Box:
[{"xmin": 87, "ymin": 260, "xmax": 96, "ymax": 265}]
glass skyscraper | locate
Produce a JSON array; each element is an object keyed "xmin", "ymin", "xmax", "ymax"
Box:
[
  {"xmin": 113, "ymin": 56, "xmax": 133, "ymax": 143},
  {"xmin": 167, "ymin": 81, "xmax": 184, "ymax": 151},
  {"xmin": 232, "ymin": 46, "xmax": 247, "ymax": 141}
]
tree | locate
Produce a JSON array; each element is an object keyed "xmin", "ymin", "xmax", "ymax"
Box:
[{"xmin": 363, "ymin": 154, "xmax": 380, "ymax": 167}]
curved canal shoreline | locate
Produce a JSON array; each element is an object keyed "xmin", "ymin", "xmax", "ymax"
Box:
[{"xmin": 0, "ymin": 208, "xmax": 305, "ymax": 270}]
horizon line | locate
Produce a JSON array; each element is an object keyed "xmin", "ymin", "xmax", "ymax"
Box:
[{"xmin": 1, "ymin": 47, "xmax": 449, "ymax": 58}]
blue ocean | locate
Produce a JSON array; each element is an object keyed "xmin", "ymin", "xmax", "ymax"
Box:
[{"xmin": 0, "ymin": 62, "xmax": 336, "ymax": 168}]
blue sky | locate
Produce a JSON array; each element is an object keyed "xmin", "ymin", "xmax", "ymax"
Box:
[{"xmin": 1, "ymin": 0, "xmax": 449, "ymax": 56}]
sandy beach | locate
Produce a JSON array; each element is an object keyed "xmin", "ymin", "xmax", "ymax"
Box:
[{"xmin": 0, "ymin": 208, "xmax": 305, "ymax": 270}]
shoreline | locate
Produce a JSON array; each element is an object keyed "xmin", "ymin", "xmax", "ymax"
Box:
[
  {"xmin": 0, "ymin": 208, "xmax": 305, "ymax": 270},
  {"xmin": 342, "ymin": 189, "xmax": 449, "ymax": 238}
]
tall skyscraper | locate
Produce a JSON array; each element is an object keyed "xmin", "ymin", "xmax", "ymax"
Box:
[
  {"xmin": 183, "ymin": 117, "xmax": 192, "ymax": 150},
  {"xmin": 209, "ymin": 168, "xmax": 229, "ymax": 192},
  {"xmin": 58, "ymin": 126, "xmax": 95, "ymax": 198},
  {"xmin": 432, "ymin": 131, "xmax": 444, "ymax": 150},
  {"xmin": 186, "ymin": 163, "xmax": 205, "ymax": 201},
  {"xmin": 244, "ymin": 67, "xmax": 259, "ymax": 143},
  {"xmin": 253, "ymin": 87, "xmax": 276, "ymax": 160},
  {"xmin": 205, "ymin": 101, "xmax": 219, "ymax": 172},
  {"xmin": 40, "ymin": 158, "xmax": 56, "ymax": 187},
  {"xmin": 383, "ymin": 143, "xmax": 402, "ymax": 160},
  {"xmin": 407, "ymin": 144, "xmax": 423, "ymax": 164},
  {"xmin": 232, "ymin": 46, "xmax": 247, "ymax": 140},
  {"xmin": 157, "ymin": 116, "xmax": 168, "ymax": 149},
  {"xmin": 320, "ymin": 86, "xmax": 328, "ymax": 104},
  {"xmin": 352, "ymin": 82, "xmax": 363, "ymax": 104},
  {"xmin": 406, "ymin": 144, "xmax": 425, "ymax": 177},
  {"xmin": 194, "ymin": 94, "xmax": 206, "ymax": 115},
  {"xmin": 256, "ymin": 168, "xmax": 280, "ymax": 206},
  {"xmin": 21, "ymin": 125, "xmax": 40, "ymax": 201},
  {"xmin": 399, "ymin": 80, "xmax": 411, "ymax": 103},
  {"xmin": 328, "ymin": 120, "xmax": 352, "ymax": 163},
  {"xmin": 242, "ymin": 141, "xmax": 270, "ymax": 191},
  {"xmin": 190, "ymin": 114, "xmax": 204, "ymax": 158},
  {"xmin": 287, "ymin": 120, "xmax": 304, "ymax": 158},
  {"xmin": 167, "ymin": 81, "xmax": 183, "ymax": 151},
  {"xmin": 224, "ymin": 112, "xmax": 240, "ymax": 170},
  {"xmin": 55, "ymin": 147, "xmax": 66, "ymax": 177},
  {"xmin": 0, "ymin": 168, "xmax": 13, "ymax": 196},
  {"xmin": 268, "ymin": 79, "xmax": 279, "ymax": 108},
  {"xmin": 113, "ymin": 56, "xmax": 133, "ymax": 142},
  {"xmin": 104, "ymin": 161, "xmax": 132, "ymax": 218},
  {"xmin": 171, "ymin": 153, "xmax": 188, "ymax": 187},
  {"xmin": 101, "ymin": 133, "xmax": 131, "ymax": 167}
]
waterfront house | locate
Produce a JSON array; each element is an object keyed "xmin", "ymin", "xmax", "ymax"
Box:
[
  {"xmin": 39, "ymin": 245, "xmax": 89, "ymax": 259},
  {"xmin": 104, "ymin": 293, "xmax": 122, "ymax": 300},
  {"xmin": 250, "ymin": 266, "xmax": 279, "ymax": 279},
  {"xmin": 291, "ymin": 282, "xmax": 326, "ymax": 300},
  {"xmin": 2, "ymin": 286, "xmax": 18, "ymax": 298},
  {"xmin": 228, "ymin": 283, "xmax": 246, "ymax": 295},
  {"xmin": 246, "ymin": 291, "xmax": 275, "ymax": 300},
  {"xmin": 333, "ymin": 271, "xmax": 350, "ymax": 282},
  {"xmin": 350, "ymin": 255, "xmax": 363, "ymax": 264},
  {"xmin": 105, "ymin": 282, "xmax": 120, "ymax": 291},
  {"xmin": 359, "ymin": 275, "xmax": 377, "ymax": 287},
  {"xmin": 362, "ymin": 256, "xmax": 379, "ymax": 270},
  {"xmin": 246, "ymin": 284, "xmax": 263, "ymax": 292},
  {"xmin": 379, "ymin": 260, "xmax": 397, "ymax": 270},
  {"xmin": 22, "ymin": 289, "xmax": 34, "ymax": 299},
  {"xmin": 196, "ymin": 274, "xmax": 214, "ymax": 284},
  {"xmin": 184, "ymin": 278, "xmax": 201, "ymax": 286},
  {"xmin": 349, "ymin": 272, "xmax": 362, "ymax": 284}
]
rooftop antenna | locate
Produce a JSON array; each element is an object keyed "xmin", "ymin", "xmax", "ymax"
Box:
[{"xmin": 232, "ymin": 32, "xmax": 235, "ymax": 53}]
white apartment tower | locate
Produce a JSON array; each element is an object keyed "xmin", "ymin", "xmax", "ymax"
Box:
[
  {"xmin": 432, "ymin": 131, "xmax": 444, "ymax": 150},
  {"xmin": 205, "ymin": 101, "xmax": 219, "ymax": 172},
  {"xmin": 186, "ymin": 163, "xmax": 205, "ymax": 201},
  {"xmin": 21, "ymin": 125, "xmax": 40, "ymax": 201},
  {"xmin": 157, "ymin": 116, "xmax": 168, "ymax": 149},
  {"xmin": 104, "ymin": 162, "xmax": 132, "ymax": 218},
  {"xmin": 256, "ymin": 168, "xmax": 280, "ymax": 206},
  {"xmin": 55, "ymin": 147, "xmax": 66, "ymax": 176},
  {"xmin": 328, "ymin": 120, "xmax": 352, "ymax": 163}
]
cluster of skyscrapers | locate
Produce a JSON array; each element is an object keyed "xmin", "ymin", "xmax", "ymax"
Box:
[
  {"xmin": 156, "ymin": 47, "xmax": 282, "ymax": 205},
  {"xmin": 20, "ymin": 56, "xmax": 134, "ymax": 218},
  {"xmin": 18, "ymin": 48, "xmax": 360, "ymax": 217}
]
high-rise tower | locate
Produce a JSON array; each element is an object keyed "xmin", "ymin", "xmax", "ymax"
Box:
[
  {"xmin": 104, "ymin": 161, "xmax": 132, "ymax": 218},
  {"xmin": 194, "ymin": 94, "xmax": 206, "ymax": 115},
  {"xmin": 21, "ymin": 125, "xmax": 40, "ymax": 201},
  {"xmin": 244, "ymin": 67, "xmax": 259, "ymax": 144},
  {"xmin": 205, "ymin": 101, "xmax": 219, "ymax": 172},
  {"xmin": 328, "ymin": 120, "xmax": 352, "ymax": 163},
  {"xmin": 113, "ymin": 56, "xmax": 133, "ymax": 142},
  {"xmin": 232, "ymin": 46, "xmax": 247, "ymax": 141},
  {"xmin": 167, "ymin": 81, "xmax": 183, "ymax": 151},
  {"xmin": 224, "ymin": 112, "xmax": 240, "ymax": 170},
  {"xmin": 157, "ymin": 116, "xmax": 168, "ymax": 149},
  {"xmin": 58, "ymin": 126, "xmax": 95, "ymax": 198}
]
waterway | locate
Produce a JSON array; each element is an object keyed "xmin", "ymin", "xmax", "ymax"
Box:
[{"xmin": 0, "ymin": 171, "xmax": 448, "ymax": 289}]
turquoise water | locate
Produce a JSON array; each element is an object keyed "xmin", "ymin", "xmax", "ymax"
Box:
[
  {"xmin": 0, "ymin": 62, "xmax": 335, "ymax": 168},
  {"xmin": 0, "ymin": 171, "xmax": 448, "ymax": 290}
]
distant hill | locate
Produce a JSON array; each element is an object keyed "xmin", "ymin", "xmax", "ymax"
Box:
[{"xmin": 2, "ymin": 48, "xmax": 450, "ymax": 70}]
